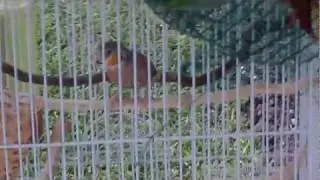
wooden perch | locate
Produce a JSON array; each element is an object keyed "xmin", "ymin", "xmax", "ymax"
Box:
[
  {"xmin": 27, "ymin": 77, "xmax": 318, "ymax": 113},
  {"xmin": 37, "ymin": 120, "xmax": 72, "ymax": 180}
]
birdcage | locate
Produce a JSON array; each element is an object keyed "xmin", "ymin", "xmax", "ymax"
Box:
[{"xmin": 0, "ymin": 0, "xmax": 319, "ymax": 179}]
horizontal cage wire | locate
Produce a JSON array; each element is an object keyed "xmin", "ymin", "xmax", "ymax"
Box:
[{"xmin": 0, "ymin": 0, "xmax": 319, "ymax": 180}]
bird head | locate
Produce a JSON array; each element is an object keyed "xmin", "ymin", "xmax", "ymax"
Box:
[{"xmin": 94, "ymin": 40, "xmax": 128, "ymax": 69}]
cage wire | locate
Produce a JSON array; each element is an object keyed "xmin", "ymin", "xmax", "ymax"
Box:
[
  {"xmin": 0, "ymin": 0, "xmax": 319, "ymax": 180},
  {"xmin": 145, "ymin": 0, "xmax": 319, "ymax": 67}
]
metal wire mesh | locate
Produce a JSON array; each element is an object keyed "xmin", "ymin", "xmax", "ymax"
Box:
[
  {"xmin": 0, "ymin": 0, "xmax": 319, "ymax": 180},
  {"xmin": 145, "ymin": 0, "xmax": 319, "ymax": 67}
]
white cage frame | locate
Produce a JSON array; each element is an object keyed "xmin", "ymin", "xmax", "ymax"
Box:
[{"xmin": 0, "ymin": 0, "xmax": 319, "ymax": 180}]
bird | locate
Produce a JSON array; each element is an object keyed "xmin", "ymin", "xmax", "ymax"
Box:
[
  {"xmin": 94, "ymin": 40, "xmax": 235, "ymax": 88},
  {"xmin": 93, "ymin": 40, "xmax": 158, "ymax": 102},
  {"xmin": 93, "ymin": 40, "xmax": 238, "ymax": 102},
  {"xmin": 94, "ymin": 41, "xmax": 158, "ymax": 89}
]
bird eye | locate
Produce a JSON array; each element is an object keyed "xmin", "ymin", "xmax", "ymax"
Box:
[
  {"xmin": 105, "ymin": 49, "xmax": 112, "ymax": 57},
  {"xmin": 120, "ymin": 53, "xmax": 126, "ymax": 60},
  {"xmin": 120, "ymin": 52, "xmax": 126, "ymax": 60}
]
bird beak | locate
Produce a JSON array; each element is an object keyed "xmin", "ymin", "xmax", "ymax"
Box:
[{"xmin": 95, "ymin": 59, "xmax": 103, "ymax": 64}]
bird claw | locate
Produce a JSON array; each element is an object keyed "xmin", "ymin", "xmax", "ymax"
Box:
[
  {"xmin": 109, "ymin": 94, "xmax": 121, "ymax": 105},
  {"xmin": 109, "ymin": 93, "xmax": 150, "ymax": 109},
  {"xmin": 109, "ymin": 94, "xmax": 148, "ymax": 107}
]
